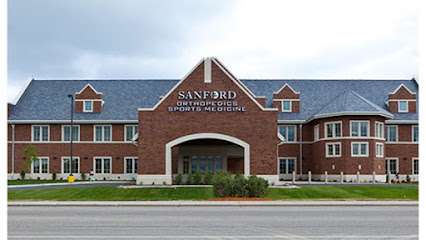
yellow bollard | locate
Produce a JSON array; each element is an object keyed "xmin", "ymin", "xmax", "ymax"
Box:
[{"xmin": 68, "ymin": 175, "xmax": 75, "ymax": 183}]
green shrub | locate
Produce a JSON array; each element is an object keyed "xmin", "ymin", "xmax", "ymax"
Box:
[
  {"xmin": 186, "ymin": 173, "xmax": 194, "ymax": 185},
  {"xmin": 245, "ymin": 175, "xmax": 269, "ymax": 197},
  {"xmin": 175, "ymin": 173, "xmax": 183, "ymax": 185},
  {"xmin": 406, "ymin": 175, "xmax": 411, "ymax": 182},
  {"xmin": 193, "ymin": 171, "xmax": 202, "ymax": 185},
  {"xmin": 20, "ymin": 170, "xmax": 25, "ymax": 180},
  {"xmin": 213, "ymin": 171, "xmax": 234, "ymax": 197},
  {"xmin": 212, "ymin": 173, "xmax": 269, "ymax": 198},
  {"xmin": 81, "ymin": 173, "xmax": 86, "ymax": 181},
  {"xmin": 233, "ymin": 173, "xmax": 247, "ymax": 197},
  {"xmin": 163, "ymin": 181, "xmax": 166, "ymax": 185},
  {"xmin": 204, "ymin": 171, "xmax": 213, "ymax": 185},
  {"xmin": 52, "ymin": 172, "xmax": 57, "ymax": 180}
]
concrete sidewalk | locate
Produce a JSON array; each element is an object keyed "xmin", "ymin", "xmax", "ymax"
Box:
[{"xmin": 8, "ymin": 200, "xmax": 418, "ymax": 207}]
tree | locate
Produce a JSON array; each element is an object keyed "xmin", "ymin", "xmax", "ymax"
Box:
[{"xmin": 22, "ymin": 144, "xmax": 38, "ymax": 174}]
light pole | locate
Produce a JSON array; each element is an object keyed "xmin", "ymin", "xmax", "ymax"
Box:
[{"xmin": 68, "ymin": 94, "xmax": 74, "ymax": 178}]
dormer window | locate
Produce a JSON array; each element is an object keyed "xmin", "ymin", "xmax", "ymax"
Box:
[
  {"xmin": 282, "ymin": 100, "xmax": 291, "ymax": 112},
  {"xmin": 84, "ymin": 101, "xmax": 93, "ymax": 112},
  {"xmin": 398, "ymin": 100, "xmax": 408, "ymax": 112}
]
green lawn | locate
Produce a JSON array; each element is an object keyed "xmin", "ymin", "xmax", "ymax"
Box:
[{"xmin": 8, "ymin": 185, "xmax": 418, "ymax": 201}]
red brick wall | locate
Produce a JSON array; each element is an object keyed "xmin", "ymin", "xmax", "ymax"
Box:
[
  {"xmin": 8, "ymin": 142, "xmax": 138, "ymax": 174},
  {"xmin": 228, "ymin": 157, "xmax": 244, "ymax": 174},
  {"xmin": 138, "ymin": 60, "xmax": 278, "ymax": 175},
  {"xmin": 388, "ymin": 85, "xmax": 417, "ymax": 113}
]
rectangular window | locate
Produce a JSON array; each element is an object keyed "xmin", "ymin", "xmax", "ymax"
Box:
[
  {"xmin": 413, "ymin": 126, "xmax": 418, "ymax": 142},
  {"xmin": 125, "ymin": 125, "xmax": 138, "ymax": 141},
  {"xmin": 32, "ymin": 157, "xmax": 49, "ymax": 174},
  {"xmin": 398, "ymin": 101, "xmax": 408, "ymax": 112},
  {"xmin": 32, "ymin": 125, "xmax": 49, "ymax": 142},
  {"xmin": 191, "ymin": 156, "xmax": 198, "ymax": 173},
  {"xmin": 62, "ymin": 125, "xmax": 79, "ymax": 141},
  {"xmin": 125, "ymin": 157, "xmax": 138, "ymax": 174},
  {"xmin": 413, "ymin": 158, "xmax": 419, "ymax": 175},
  {"xmin": 62, "ymin": 157, "xmax": 79, "ymax": 174},
  {"xmin": 385, "ymin": 126, "xmax": 398, "ymax": 142},
  {"xmin": 376, "ymin": 143, "xmax": 383, "ymax": 157},
  {"xmin": 314, "ymin": 125, "xmax": 319, "ymax": 141},
  {"xmin": 215, "ymin": 156, "xmax": 223, "ymax": 172},
  {"xmin": 84, "ymin": 101, "xmax": 93, "ymax": 112},
  {"xmin": 94, "ymin": 125, "xmax": 112, "ymax": 142},
  {"xmin": 94, "ymin": 157, "xmax": 112, "ymax": 174},
  {"xmin": 325, "ymin": 122, "xmax": 342, "ymax": 138},
  {"xmin": 385, "ymin": 159, "xmax": 397, "ymax": 174},
  {"xmin": 351, "ymin": 121, "xmax": 369, "ymax": 137},
  {"xmin": 282, "ymin": 100, "xmax": 291, "ymax": 112},
  {"xmin": 183, "ymin": 160, "xmax": 190, "ymax": 174},
  {"xmin": 375, "ymin": 122, "xmax": 384, "ymax": 138},
  {"xmin": 326, "ymin": 143, "xmax": 341, "ymax": 157},
  {"xmin": 352, "ymin": 142, "xmax": 369, "ymax": 157},
  {"xmin": 279, "ymin": 158, "xmax": 296, "ymax": 174},
  {"xmin": 279, "ymin": 125, "xmax": 296, "ymax": 142}
]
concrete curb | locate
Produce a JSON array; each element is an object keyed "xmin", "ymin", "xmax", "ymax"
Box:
[{"xmin": 8, "ymin": 200, "xmax": 418, "ymax": 207}]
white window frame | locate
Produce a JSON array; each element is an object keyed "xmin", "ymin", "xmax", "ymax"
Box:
[
  {"xmin": 398, "ymin": 100, "xmax": 408, "ymax": 113},
  {"xmin": 279, "ymin": 157, "xmax": 297, "ymax": 174},
  {"xmin": 31, "ymin": 157, "xmax": 49, "ymax": 174},
  {"xmin": 314, "ymin": 124, "xmax": 319, "ymax": 141},
  {"xmin": 31, "ymin": 125, "xmax": 50, "ymax": 142},
  {"xmin": 124, "ymin": 157, "xmax": 138, "ymax": 174},
  {"xmin": 278, "ymin": 125, "xmax": 297, "ymax": 142},
  {"xmin": 350, "ymin": 120, "xmax": 370, "ymax": 137},
  {"xmin": 412, "ymin": 158, "xmax": 419, "ymax": 175},
  {"xmin": 94, "ymin": 125, "xmax": 112, "ymax": 142},
  {"xmin": 351, "ymin": 142, "xmax": 369, "ymax": 157},
  {"xmin": 375, "ymin": 121, "xmax": 384, "ymax": 139},
  {"xmin": 385, "ymin": 125, "xmax": 398, "ymax": 143},
  {"xmin": 281, "ymin": 100, "xmax": 292, "ymax": 112},
  {"xmin": 93, "ymin": 157, "xmax": 112, "ymax": 174},
  {"xmin": 324, "ymin": 121, "xmax": 342, "ymax": 139},
  {"xmin": 61, "ymin": 157, "xmax": 80, "ymax": 174},
  {"xmin": 124, "ymin": 125, "xmax": 138, "ymax": 142},
  {"xmin": 376, "ymin": 143, "xmax": 384, "ymax": 157},
  {"xmin": 326, "ymin": 142, "xmax": 342, "ymax": 157},
  {"xmin": 83, "ymin": 100, "xmax": 93, "ymax": 112},
  {"xmin": 62, "ymin": 125, "xmax": 80, "ymax": 142},
  {"xmin": 412, "ymin": 125, "xmax": 419, "ymax": 143},
  {"xmin": 385, "ymin": 158, "xmax": 399, "ymax": 175}
]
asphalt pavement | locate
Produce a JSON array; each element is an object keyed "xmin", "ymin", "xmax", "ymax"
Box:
[{"xmin": 8, "ymin": 205, "xmax": 418, "ymax": 239}]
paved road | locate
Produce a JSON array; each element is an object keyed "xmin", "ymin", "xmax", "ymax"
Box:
[
  {"xmin": 8, "ymin": 181, "xmax": 131, "ymax": 191},
  {"xmin": 8, "ymin": 206, "xmax": 418, "ymax": 239}
]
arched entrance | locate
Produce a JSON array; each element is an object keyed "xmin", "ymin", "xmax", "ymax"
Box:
[{"xmin": 165, "ymin": 133, "xmax": 250, "ymax": 181}]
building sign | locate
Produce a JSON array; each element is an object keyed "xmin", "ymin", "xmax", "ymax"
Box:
[{"xmin": 168, "ymin": 90, "xmax": 247, "ymax": 112}]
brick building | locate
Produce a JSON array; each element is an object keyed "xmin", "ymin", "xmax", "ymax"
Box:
[{"xmin": 7, "ymin": 57, "xmax": 419, "ymax": 183}]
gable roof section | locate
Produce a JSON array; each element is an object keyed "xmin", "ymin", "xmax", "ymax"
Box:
[
  {"xmin": 139, "ymin": 57, "xmax": 277, "ymax": 112},
  {"xmin": 307, "ymin": 90, "xmax": 393, "ymax": 121},
  {"xmin": 75, "ymin": 83, "xmax": 103, "ymax": 95}
]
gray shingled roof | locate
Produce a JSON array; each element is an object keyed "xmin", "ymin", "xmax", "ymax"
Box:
[
  {"xmin": 308, "ymin": 90, "xmax": 393, "ymax": 120},
  {"xmin": 8, "ymin": 78, "xmax": 418, "ymax": 122}
]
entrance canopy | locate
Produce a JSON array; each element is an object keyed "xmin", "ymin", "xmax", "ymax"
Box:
[{"xmin": 166, "ymin": 133, "xmax": 250, "ymax": 177}]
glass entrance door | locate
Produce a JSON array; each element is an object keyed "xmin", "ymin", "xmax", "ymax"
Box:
[{"xmin": 183, "ymin": 155, "xmax": 224, "ymax": 174}]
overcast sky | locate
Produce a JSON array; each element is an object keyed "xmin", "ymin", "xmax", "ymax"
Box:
[{"xmin": 7, "ymin": 0, "xmax": 418, "ymax": 102}]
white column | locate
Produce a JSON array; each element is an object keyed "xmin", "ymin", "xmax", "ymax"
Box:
[
  {"xmin": 308, "ymin": 171, "xmax": 311, "ymax": 184},
  {"xmin": 292, "ymin": 171, "xmax": 295, "ymax": 184},
  {"xmin": 324, "ymin": 171, "xmax": 328, "ymax": 184},
  {"xmin": 372, "ymin": 171, "xmax": 376, "ymax": 184},
  {"xmin": 356, "ymin": 171, "xmax": 360, "ymax": 184},
  {"xmin": 340, "ymin": 171, "xmax": 344, "ymax": 183}
]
